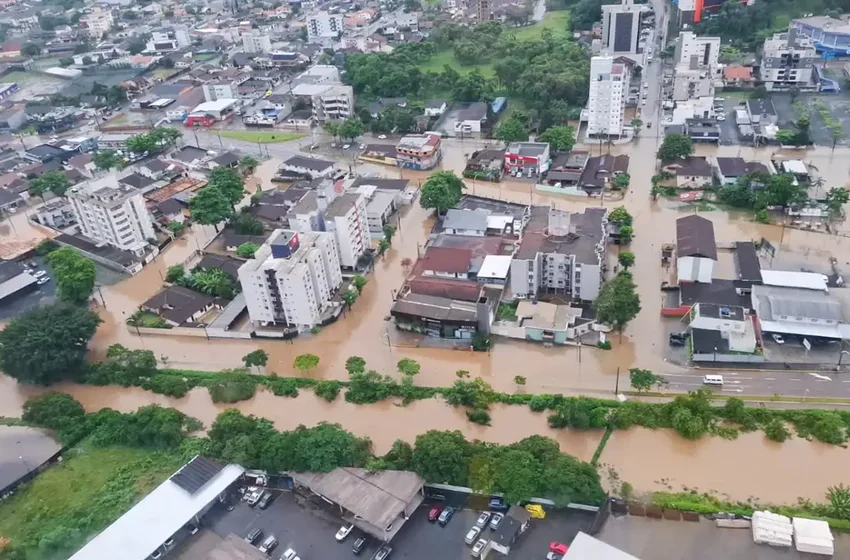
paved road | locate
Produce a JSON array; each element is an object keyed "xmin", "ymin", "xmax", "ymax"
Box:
[{"xmin": 659, "ymin": 369, "xmax": 850, "ymax": 398}]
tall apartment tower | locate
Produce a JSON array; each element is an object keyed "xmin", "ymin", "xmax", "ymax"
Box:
[
  {"xmin": 324, "ymin": 192, "xmax": 369, "ymax": 270},
  {"xmin": 586, "ymin": 56, "xmax": 629, "ymax": 137},
  {"xmin": 601, "ymin": 0, "xmax": 644, "ymax": 55},
  {"xmin": 238, "ymin": 230, "xmax": 343, "ymax": 329}
]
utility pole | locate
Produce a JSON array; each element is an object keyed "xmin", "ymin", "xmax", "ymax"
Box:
[{"xmin": 614, "ymin": 366, "xmax": 620, "ymax": 394}]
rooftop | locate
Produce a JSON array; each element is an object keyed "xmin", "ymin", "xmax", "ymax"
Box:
[
  {"xmin": 442, "ymin": 208, "xmax": 489, "ymax": 232},
  {"xmin": 350, "ymin": 177, "xmax": 410, "ymax": 191},
  {"xmin": 735, "ymin": 241, "xmax": 762, "ymax": 283},
  {"xmin": 680, "ymin": 279, "xmax": 751, "ymax": 309},
  {"xmin": 282, "ymin": 155, "xmax": 334, "ymax": 172},
  {"xmin": 192, "ymin": 99, "xmax": 238, "ymax": 113},
  {"xmin": 325, "ymin": 193, "xmax": 361, "ymax": 218},
  {"xmin": 506, "ymin": 142, "xmax": 549, "ymax": 157},
  {"xmin": 171, "ymin": 146, "xmax": 209, "ymax": 164},
  {"xmin": 761, "ymin": 270, "xmax": 828, "ymax": 291},
  {"xmin": 666, "ymin": 156, "xmax": 713, "ymax": 177},
  {"xmin": 0, "ymin": 425, "xmax": 62, "ymax": 494},
  {"xmin": 696, "ymin": 302, "xmax": 746, "ymax": 321},
  {"xmin": 677, "ymin": 215, "xmax": 717, "ymax": 260},
  {"xmin": 391, "ymin": 292, "xmax": 479, "ymax": 323},
  {"xmin": 419, "ymin": 246, "xmax": 472, "ymax": 274},
  {"xmin": 516, "ymin": 206, "xmax": 607, "ymax": 264},
  {"xmin": 752, "ymin": 284, "xmax": 843, "ymax": 322},
  {"xmin": 142, "ymin": 285, "xmax": 217, "ymax": 325}
]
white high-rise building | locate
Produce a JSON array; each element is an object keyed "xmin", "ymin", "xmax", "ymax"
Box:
[
  {"xmin": 81, "ymin": 9, "xmax": 114, "ymax": 37},
  {"xmin": 242, "ymin": 32, "xmax": 272, "ymax": 53},
  {"xmin": 324, "ymin": 193, "xmax": 369, "ymax": 270},
  {"xmin": 676, "ymin": 31, "xmax": 720, "ymax": 70},
  {"xmin": 307, "ymin": 12, "xmax": 344, "ymax": 42},
  {"xmin": 672, "ymin": 32, "xmax": 721, "ymax": 101},
  {"xmin": 66, "ymin": 174, "xmax": 156, "ymax": 256},
  {"xmin": 238, "ymin": 230, "xmax": 343, "ymax": 329},
  {"xmin": 601, "ymin": 0, "xmax": 644, "ymax": 56},
  {"xmin": 586, "ymin": 56, "xmax": 629, "ymax": 137}
]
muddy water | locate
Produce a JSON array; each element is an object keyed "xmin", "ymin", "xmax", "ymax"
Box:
[{"xmin": 599, "ymin": 427, "xmax": 850, "ymax": 503}]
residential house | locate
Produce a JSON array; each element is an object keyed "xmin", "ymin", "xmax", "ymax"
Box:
[
  {"xmin": 689, "ymin": 303, "xmax": 757, "ymax": 354},
  {"xmin": 0, "ymin": 107, "xmax": 26, "ymax": 132},
  {"xmin": 395, "ymin": 133, "xmax": 441, "ymax": 170},
  {"xmin": 141, "ymin": 285, "xmax": 219, "ymax": 327},
  {"xmin": 454, "ymin": 102, "xmax": 488, "ymax": 135},
  {"xmin": 367, "ymin": 97, "xmax": 407, "ymax": 119},
  {"xmin": 578, "ymin": 154, "xmax": 629, "ymax": 194},
  {"xmin": 424, "ymin": 99, "xmax": 447, "ymax": 117},
  {"xmin": 676, "ymin": 214, "xmax": 716, "ymax": 283},
  {"xmin": 504, "ymin": 142, "xmax": 551, "ymax": 178},
  {"xmin": 442, "ymin": 209, "xmax": 488, "ymax": 237},
  {"xmin": 723, "ymin": 64, "xmax": 755, "ymax": 87},
  {"xmin": 714, "ymin": 157, "xmax": 770, "ymax": 185},
  {"xmin": 279, "ymin": 156, "xmax": 335, "ymax": 179},
  {"xmin": 662, "ymin": 156, "xmax": 713, "ymax": 189}
]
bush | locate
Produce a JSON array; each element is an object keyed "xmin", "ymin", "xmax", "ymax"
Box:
[
  {"xmin": 269, "ymin": 378, "xmax": 299, "ymax": 397},
  {"xmin": 22, "ymin": 392, "xmax": 86, "ymax": 441},
  {"xmin": 466, "ymin": 409, "xmax": 491, "ymax": 425},
  {"xmin": 597, "ymin": 340, "xmax": 612, "ymax": 350},
  {"xmin": 35, "ymin": 239, "xmax": 59, "ymax": 256},
  {"xmin": 528, "ymin": 394, "xmax": 556, "ymax": 412},
  {"xmin": 145, "ymin": 375, "xmax": 190, "ymax": 397},
  {"xmin": 345, "ymin": 370, "xmax": 397, "ymax": 404},
  {"xmin": 765, "ymin": 418, "xmax": 791, "ymax": 442},
  {"xmin": 207, "ymin": 372, "xmax": 257, "ymax": 403},
  {"xmin": 314, "ymin": 380, "xmax": 343, "ymax": 402}
]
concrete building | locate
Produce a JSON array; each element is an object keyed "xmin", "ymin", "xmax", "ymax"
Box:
[
  {"xmin": 0, "ymin": 260, "xmax": 37, "ymax": 305},
  {"xmin": 81, "ymin": 9, "xmax": 114, "ymax": 37},
  {"xmin": 792, "ymin": 15, "xmax": 850, "ymax": 56},
  {"xmin": 760, "ymin": 28, "xmax": 818, "ymax": 91},
  {"xmin": 67, "ymin": 174, "xmax": 157, "ymax": 256},
  {"xmin": 238, "ymin": 229, "xmax": 342, "ymax": 329},
  {"xmin": 689, "ymin": 303, "xmax": 757, "ymax": 353},
  {"xmin": 396, "ymin": 133, "xmax": 442, "ymax": 170},
  {"xmin": 676, "ymin": 32, "xmax": 720, "ymax": 70},
  {"xmin": 676, "ymin": 214, "xmax": 716, "ymax": 283},
  {"xmin": 601, "ymin": 0, "xmax": 646, "ymax": 57},
  {"xmin": 752, "ymin": 284, "xmax": 846, "ymax": 340},
  {"xmin": 672, "ymin": 32, "xmax": 720, "ymax": 101},
  {"xmin": 291, "ymin": 83, "xmax": 354, "ymax": 122},
  {"xmin": 510, "ymin": 206, "xmax": 609, "ymax": 302},
  {"xmin": 325, "ymin": 192, "xmax": 369, "ymax": 270},
  {"xmin": 586, "ymin": 56, "xmax": 629, "ymax": 137},
  {"xmin": 307, "ymin": 12, "xmax": 344, "ymax": 42},
  {"xmin": 504, "ymin": 142, "xmax": 551, "ymax": 177},
  {"xmin": 242, "ymin": 32, "xmax": 272, "ymax": 53},
  {"xmin": 201, "ymin": 81, "xmax": 237, "ymax": 102},
  {"xmin": 146, "ymin": 26, "xmax": 191, "ymax": 52}
]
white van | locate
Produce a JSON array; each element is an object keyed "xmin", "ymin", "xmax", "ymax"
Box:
[{"xmin": 702, "ymin": 375, "xmax": 724, "ymax": 386}]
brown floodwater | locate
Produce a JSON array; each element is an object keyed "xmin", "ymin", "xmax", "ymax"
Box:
[{"xmin": 598, "ymin": 427, "xmax": 850, "ymax": 503}]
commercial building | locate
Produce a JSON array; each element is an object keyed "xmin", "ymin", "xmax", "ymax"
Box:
[
  {"xmin": 510, "ymin": 206, "xmax": 609, "ymax": 302},
  {"xmin": 242, "ymin": 32, "xmax": 272, "ymax": 53},
  {"xmin": 67, "ymin": 174, "xmax": 157, "ymax": 256},
  {"xmin": 324, "ymin": 192, "xmax": 369, "ymax": 270},
  {"xmin": 69, "ymin": 456, "xmax": 245, "ymax": 560},
  {"xmin": 0, "ymin": 260, "xmax": 37, "ymax": 304},
  {"xmin": 146, "ymin": 26, "xmax": 191, "ymax": 52},
  {"xmin": 792, "ymin": 15, "xmax": 850, "ymax": 56},
  {"xmin": 395, "ymin": 133, "xmax": 441, "ymax": 170},
  {"xmin": 601, "ymin": 0, "xmax": 647, "ymax": 57},
  {"xmin": 307, "ymin": 11, "xmax": 344, "ymax": 42},
  {"xmin": 676, "ymin": 214, "xmax": 716, "ymax": 283},
  {"xmin": 586, "ymin": 56, "xmax": 629, "ymax": 137},
  {"xmin": 752, "ymin": 283, "xmax": 846, "ymax": 340},
  {"xmin": 202, "ymin": 81, "xmax": 238, "ymax": 102},
  {"xmin": 760, "ymin": 28, "xmax": 818, "ymax": 91},
  {"xmin": 238, "ymin": 229, "xmax": 342, "ymax": 329},
  {"xmin": 186, "ymin": 99, "xmax": 238, "ymax": 126},
  {"xmin": 504, "ymin": 142, "xmax": 551, "ymax": 177},
  {"xmin": 291, "ymin": 83, "xmax": 354, "ymax": 122},
  {"xmin": 689, "ymin": 303, "xmax": 757, "ymax": 354}
]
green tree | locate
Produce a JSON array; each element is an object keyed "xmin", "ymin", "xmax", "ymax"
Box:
[
  {"xmin": 613, "ymin": 173, "xmax": 630, "ymax": 190},
  {"xmin": 240, "ymin": 156, "xmax": 259, "ymax": 176},
  {"xmin": 339, "ymin": 118, "xmax": 366, "ymax": 141},
  {"xmin": 165, "ymin": 264, "xmax": 185, "ymax": 283},
  {"xmin": 538, "ymin": 125, "xmax": 576, "ymax": 152},
  {"xmin": 167, "ymin": 221, "xmax": 185, "ymax": 236},
  {"xmin": 629, "ymin": 368, "xmax": 666, "ymax": 392},
  {"xmin": 21, "ymin": 42, "xmax": 41, "ymax": 56},
  {"xmin": 383, "ymin": 224, "xmax": 396, "ymax": 245},
  {"xmin": 619, "ymin": 225, "xmax": 633, "ymax": 244},
  {"xmin": 412, "ymin": 430, "xmax": 469, "ymax": 485},
  {"xmin": 209, "ymin": 166, "xmax": 246, "ymax": 208},
  {"xmin": 243, "ymin": 349, "xmax": 269, "ymax": 372},
  {"xmin": 495, "ymin": 116, "xmax": 527, "ymax": 143},
  {"xmin": 346, "ymin": 356, "xmax": 366, "ymax": 375},
  {"xmin": 294, "ymin": 353, "xmax": 320, "ymax": 374},
  {"xmin": 183, "ymin": 268, "xmax": 235, "ymax": 299},
  {"xmin": 47, "ymin": 247, "xmax": 96, "ymax": 304},
  {"xmin": 352, "ymin": 274, "xmax": 368, "ymax": 293},
  {"xmin": 826, "ymin": 187, "xmax": 850, "ymax": 214},
  {"xmin": 231, "ymin": 212, "xmax": 264, "ymax": 235},
  {"xmin": 630, "ymin": 118, "xmax": 643, "ymax": 137},
  {"xmin": 125, "ymin": 133, "xmax": 157, "ymax": 154},
  {"xmin": 28, "ymin": 171, "xmax": 70, "ymax": 199},
  {"xmin": 514, "ymin": 375, "xmax": 526, "ymax": 386},
  {"xmin": 397, "ymin": 358, "xmax": 421, "ymax": 376},
  {"xmin": 342, "ymin": 290, "xmax": 357, "ymax": 308},
  {"xmin": 764, "ymin": 418, "xmax": 790, "ymax": 442},
  {"xmin": 324, "ymin": 122, "xmax": 341, "ymax": 141},
  {"xmin": 22, "ymin": 392, "xmax": 85, "ymax": 434},
  {"xmin": 420, "ymin": 171, "xmax": 465, "ymax": 214},
  {"xmin": 593, "ymin": 273, "xmax": 641, "ymax": 336},
  {"xmin": 93, "ymin": 150, "xmax": 124, "ymax": 171},
  {"xmin": 608, "ymin": 206, "xmax": 632, "ymax": 226},
  {"xmin": 190, "ymin": 186, "xmax": 234, "ymax": 231},
  {"xmin": 657, "ymin": 133, "xmax": 694, "ymax": 161},
  {"xmin": 495, "ymin": 449, "xmax": 541, "ymax": 504},
  {"xmin": 827, "ymin": 484, "xmax": 850, "ymax": 520},
  {"xmin": 618, "ymin": 251, "xmax": 635, "ymax": 270},
  {"xmin": 378, "ymin": 238, "xmax": 390, "ymax": 255},
  {"xmin": 237, "ymin": 242, "xmax": 259, "ymax": 258},
  {"xmin": 0, "ymin": 304, "xmax": 101, "ymax": 385}
]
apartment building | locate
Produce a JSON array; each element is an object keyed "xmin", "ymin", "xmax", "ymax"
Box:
[
  {"xmin": 242, "ymin": 32, "xmax": 272, "ymax": 53},
  {"xmin": 202, "ymin": 81, "xmax": 237, "ymax": 102},
  {"xmin": 760, "ymin": 28, "xmax": 818, "ymax": 91},
  {"xmin": 81, "ymin": 9, "xmax": 114, "ymax": 36},
  {"xmin": 586, "ymin": 56, "xmax": 629, "ymax": 137},
  {"xmin": 510, "ymin": 206, "xmax": 609, "ymax": 302},
  {"xmin": 396, "ymin": 133, "xmax": 442, "ymax": 170},
  {"xmin": 672, "ymin": 32, "xmax": 720, "ymax": 101},
  {"xmin": 66, "ymin": 174, "xmax": 156, "ymax": 257},
  {"xmin": 313, "ymin": 84, "xmax": 354, "ymax": 121},
  {"xmin": 238, "ymin": 230, "xmax": 342, "ymax": 329},
  {"xmin": 307, "ymin": 12, "xmax": 344, "ymax": 42},
  {"xmin": 677, "ymin": 31, "xmax": 720, "ymax": 69},
  {"xmin": 601, "ymin": 0, "xmax": 645, "ymax": 56},
  {"xmin": 324, "ymin": 192, "xmax": 369, "ymax": 270}
]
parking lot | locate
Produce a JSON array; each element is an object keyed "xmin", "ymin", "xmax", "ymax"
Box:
[{"xmin": 178, "ymin": 489, "xmax": 597, "ymax": 560}]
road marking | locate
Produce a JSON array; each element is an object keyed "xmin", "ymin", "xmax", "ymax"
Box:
[
  {"xmin": 808, "ymin": 373, "xmax": 833, "ymax": 381},
  {"xmin": 789, "ymin": 378, "xmax": 802, "ymax": 382},
  {"xmin": 721, "ymin": 387, "xmax": 743, "ymax": 393},
  {"xmin": 764, "ymin": 378, "xmax": 776, "ymax": 381}
]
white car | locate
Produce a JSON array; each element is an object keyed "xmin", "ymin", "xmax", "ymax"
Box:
[
  {"xmin": 37, "ymin": 276, "xmax": 50, "ymax": 285},
  {"xmin": 716, "ymin": 115, "xmax": 726, "ymax": 121},
  {"xmin": 377, "ymin": 134, "xmax": 387, "ymax": 139},
  {"xmin": 489, "ymin": 513, "xmax": 504, "ymax": 530},
  {"xmin": 465, "ymin": 526, "xmax": 482, "ymax": 545},
  {"xmin": 475, "ymin": 512, "xmax": 491, "ymax": 528},
  {"xmin": 33, "ymin": 270, "xmax": 47, "ymax": 278},
  {"xmin": 772, "ymin": 334, "xmax": 785, "ymax": 344},
  {"xmin": 342, "ymin": 144, "xmax": 351, "ymax": 149},
  {"xmin": 643, "ymin": 82, "xmax": 649, "ymax": 89},
  {"xmin": 335, "ymin": 522, "xmax": 353, "ymax": 542},
  {"xmin": 642, "ymin": 99, "xmax": 647, "ymax": 106},
  {"xmin": 471, "ymin": 538, "xmax": 488, "ymax": 557},
  {"xmin": 280, "ymin": 549, "xmax": 299, "ymax": 560}
]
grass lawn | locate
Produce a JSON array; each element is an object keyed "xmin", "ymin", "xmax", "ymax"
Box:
[
  {"xmin": 218, "ymin": 130, "xmax": 306, "ymax": 144},
  {"xmin": 2, "ymin": 71, "xmax": 47, "ymax": 86},
  {"xmin": 417, "ymin": 50, "xmax": 496, "ymax": 78},
  {"xmin": 152, "ymin": 67, "xmax": 177, "ymax": 79},
  {"xmin": 194, "ymin": 53, "xmax": 218, "ymax": 62},
  {"xmin": 0, "ymin": 444, "xmax": 184, "ymax": 559},
  {"xmin": 510, "ymin": 11, "xmax": 571, "ymax": 40}
]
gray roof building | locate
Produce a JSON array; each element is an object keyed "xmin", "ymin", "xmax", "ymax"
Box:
[
  {"xmin": 676, "ymin": 215, "xmax": 717, "ymax": 260},
  {"xmin": 442, "ymin": 208, "xmax": 489, "ymax": 233}
]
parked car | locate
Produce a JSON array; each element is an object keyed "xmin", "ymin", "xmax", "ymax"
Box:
[
  {"xmin": 372, "ymin": 545, "xmax": 392, "ymax": 560},
  {"xmin": 164, "ymin": 538, "xmax": 174, "ymax": 548},
  {"xmin": 280, "ymin": 548, "xmax": 299, "ymax": 560},
  {"xmin": 377, "ymin": 134, "xmax": 387, "ymax": 139},
  {"xmin": 465, "ymin": 526, "xmax": 482, "ymax": 545},
  {"xmin": 258, "ymin": 491, "xmax": 274, "ymax": 510},
  {"xmin": 259, "ymin": 535, "xmax": 278, "ymax": 554},
  {"xmin": 33, "ymin": 270, "xmax": 47, "ymax": 278},
  {"xmin": 245, "ymin": 528, "xmax": 264, "ymax": 544},
  {"xmin": 489, "ymin": 497, "xmax": 509, "ymax": 511},
  {"xmin": 489, "ymin": 513, "xmax": 504, "ymax": 530},
  {"xmin": 343, "ymin": 144, "xmax": 351, "ymax": 149},
  {"xmin": 37, "ymin": 276, "xmax": 50, "ymax": 285},
  {"xmin": 471, "ymin": 538, "xmax": 488, "ymax": 557},
  {"xmin": 428, "ymin": 504, "xmax": 444, "ymax": 522},
  {"xmin": 717, "ymin": 115, "xmax": 726, "ymax": 122},
  {"xmin": 335, "ymin": 522, "xmax": 353, "ymax": 542},
  {"xmin": 546, "ymin": 553, "xmax": 563, "ymax": 560},
  {"xmin": 475, "ymin": 512, "xmax": 491, "ymax": 528},
  {"xmin": 550, "ymin": 542, "xmax": 569, "ymax": 556},
  {"xmin": 438, "ymin": 507, "xmax": 455, "ymax": 526},
  {"xmin": 772, "ymin": 334, "xmax": 785, "ymax": 344},
  {"xmin": 669, "ymin": 336, "xmax": 685, "ymax": 347},
  {"xmin": 352, "ymin": 536, "xmax": 368, "ymax": 555}
]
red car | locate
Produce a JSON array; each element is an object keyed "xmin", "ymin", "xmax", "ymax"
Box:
[
  {"xmin": 428, "ymin": 504, "xmax": 444, "ymax": 522},
  {"xmin": 550, "ymin": 542, "xmax": 569, "ymax": 555}
]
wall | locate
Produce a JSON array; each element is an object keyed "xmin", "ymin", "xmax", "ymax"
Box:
[{"xmin": 692, "ymin": 352, "xmax": 765, "ymax": 363}]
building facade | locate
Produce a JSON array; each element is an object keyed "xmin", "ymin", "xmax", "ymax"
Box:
[
  {"xmin": 760, "ymin": 28, "xmax": 818, "ymax": 91},
  {"xmin": 82, "ymin": 9, "xmax": 114, "ymax": 36},
  {"xmin": 601, "ymin": 0, "xmax": 645, "ymax": 56},
  {"xmin": 201, "ymin": 81, "xmax": 237, "ymax": 102},
  {"xmin": 307, "ymin": 12, "xmax": 344, "ymax": 42},
  {"xmin": 242, "ymin": 32, "xmax": 272, "ymax": 53},
  {"xmin": 238, "ymin": 230, "xmax": 342, "ymax": 329},
  {"xmin": 67, "ymin": 175, "xmax": 156, "ymax": 256},
  {"xmin": 312, "ymin": 85, "xmax": 354, "ymax": 121},
  {"xmin": 324, "ymin": 193, "xmax": 369, "ymax": 270},
  {"xmin": 586, "ymin": 56, "xmax": 629, "ymax": 137},
  {"xmin": 396, "ymin": 133, "xmax": 442, "ymax": 170}
]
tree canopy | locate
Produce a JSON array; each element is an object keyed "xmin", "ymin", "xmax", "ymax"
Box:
[
  {"xmin": 593, "ymin": 272, "xmax": 641, "ymax": 334},
  {"xmin": 208, "ymin": 166, "xmax": 246, "ymax": 208},
  {"xmin": 629, "ymin": 368, "xmax": 667, "ymax": 393},
  {"xmin": 657, "ymin": 133, "xmax": 694, "ymax": 161},
  {"xmin": 189, "ymin": 186, "xmax": 234, "ymax": 230},
  {"xmin": 93, "ymin": 149, "xmax": 124, "ymax": 171},
  {"xmin": 28, "ymin": 171, "xmax": 69, "ymax": 199},
  {"xmin": 294, "ymin": 353, "xmax": 320, "ymax": 373},
  {"xmin": 538, "ymin": 125, "xmax": 576, "ymax": 152},
  {"xmin": 495, "ymin": 116, "xmax": 528, "ymax": 143},
  {"xmin": 420, "ymin": 171, "xmax": 465, "ymax": 214},
  {"xmin": 608, "ymin": 206, "xmax": 632, "ymax": 226},
  {"xmin": 47, "ymin": 247, "xmax": 96, "ymax": 304},
  {"xmin": 0, "ymin": 303, "xmax": 101, "ymax": 385}
]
